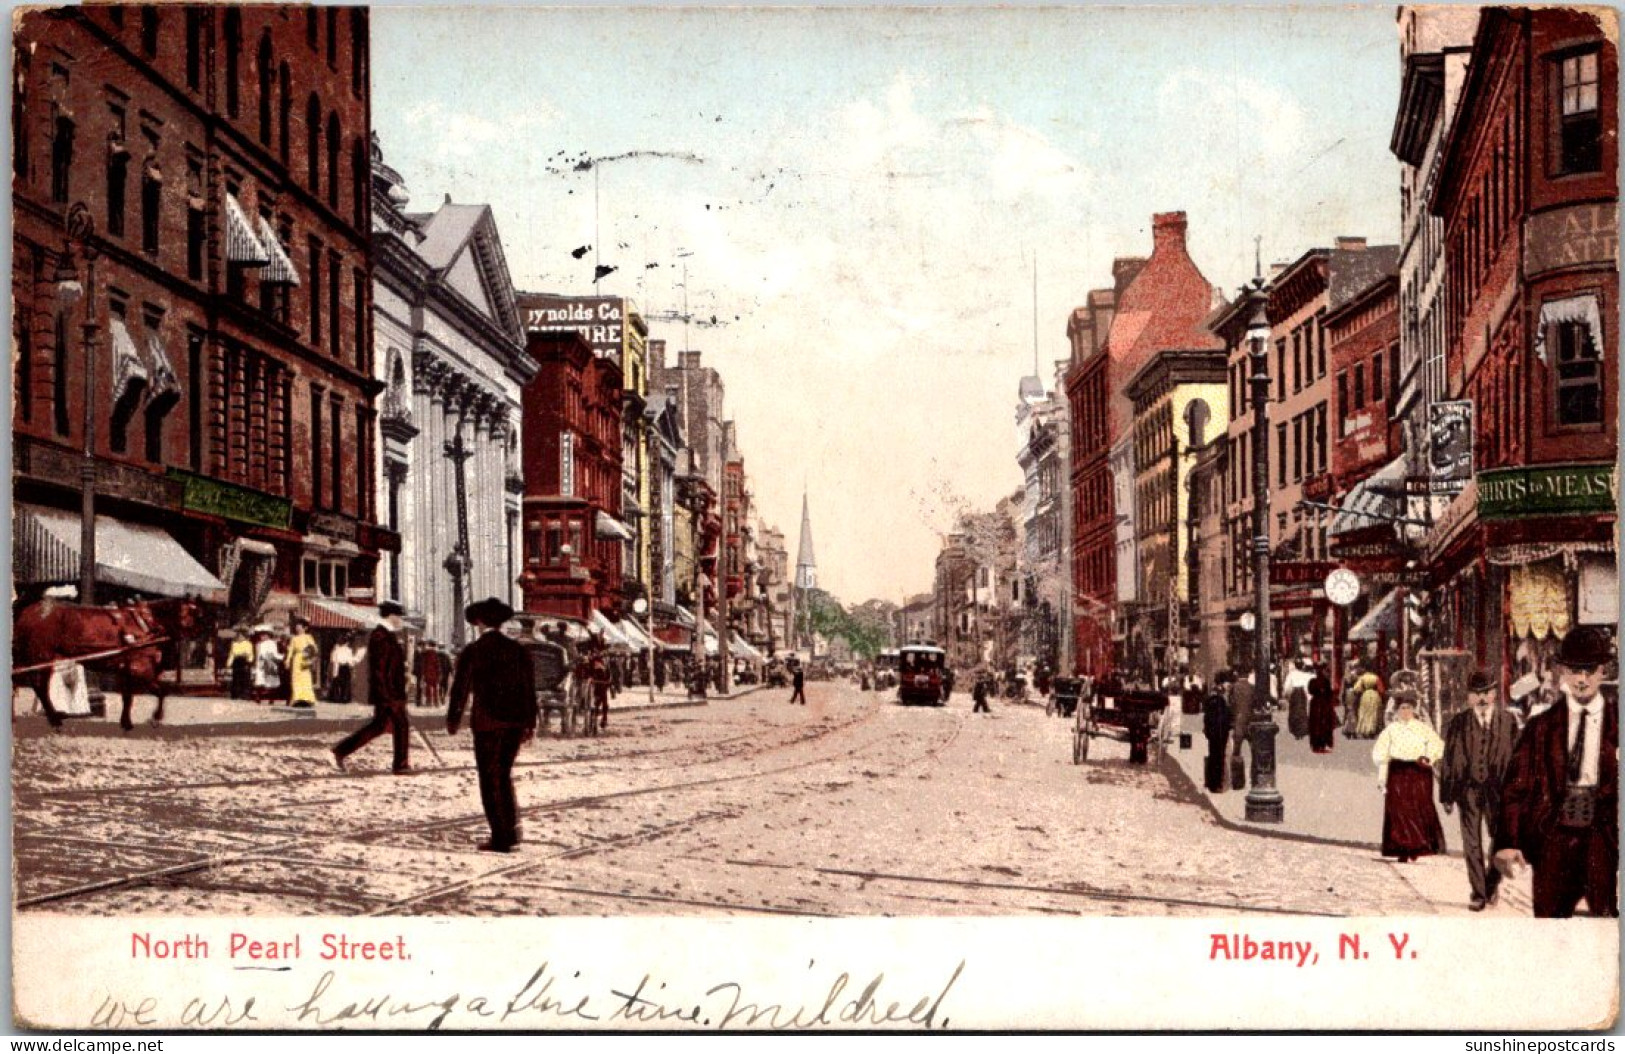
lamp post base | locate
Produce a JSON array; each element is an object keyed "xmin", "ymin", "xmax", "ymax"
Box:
[{"xmin": 1244, "ymin": 789, "xmax": 1284, "ymax": 824}]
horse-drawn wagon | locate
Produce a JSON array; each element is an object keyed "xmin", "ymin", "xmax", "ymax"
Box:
[{"xmin": 1072, "ymin": 687, "xmax": 1169, "ymax": 766}]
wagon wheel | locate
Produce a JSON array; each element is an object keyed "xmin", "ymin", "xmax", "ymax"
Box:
[{"xmin": 1073, "ymin": 724, "xmax": 1089, "ymax": 763}]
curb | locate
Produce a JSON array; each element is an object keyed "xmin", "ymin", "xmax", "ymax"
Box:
[{"xmin": 1158, "ymin": 747, "xmax": 1408, "ymax": 856}]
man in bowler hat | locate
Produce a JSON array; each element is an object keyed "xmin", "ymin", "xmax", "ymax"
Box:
[
  {"xmin": 1203, "ymin": 671, "xmax": 1234, "ymax": 793},
  {"xmin": 1496, "ymin": 627, "xmax": 1618, "ymax": 917},
  {"xmin": 447, "ymin": 597, "xmax": 537, "ymax": 852},
  {"xmin": 332, "ymin": 601, "xmax": 412, "ymax": 773},
  {"xmin": 1439, "ymin": 669, "xmax": 1520, "ymax": 910}
]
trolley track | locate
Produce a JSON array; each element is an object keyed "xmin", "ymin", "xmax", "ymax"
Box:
[{"xmin": 16, "ymin": 702, "xmax": 905, "ymax": 912}]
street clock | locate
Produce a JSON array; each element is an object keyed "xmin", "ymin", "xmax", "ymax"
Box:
[{"xmin": 1324, "ymin": 568, "xmax": 1361, "ymax": 607}]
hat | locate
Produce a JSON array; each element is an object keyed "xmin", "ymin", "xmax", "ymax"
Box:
[
  {"xmin": 1555, "ymin": 626, "xmax": 1614, "ymax": 669},
  {"xmin": 1466, "ymin": 669, "xmax": 1498, "ymax": 694},
  {"xmin": 1391, "ymin": 689, "xmax": 1419, "ymax": 708},
  {"xmin": 378, "ymin": 600, "xmax": 405, "ymax": 618},
  {"xmin": 465, "ymin": 597, "xmax": 515, "ymax": 627}
]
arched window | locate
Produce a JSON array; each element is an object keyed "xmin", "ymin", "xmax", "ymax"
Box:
[
  {"xmin": 50, "ymin": 115, "xmax": 73, "ymax": 203},
  {"xmin": 257, "ymin": 34, "xmax": 272, "ymax": 145},
  {"xmin": 350, "ymin": 8, "xmax": 367, "ymax": 97},
  {"xmin": 224, "ymin": 9, "xmax": 241, "ymax": 118},
  {"xmin": 351, "ymin": 137, "xmax": 367, "ymax": 228},
  {"xmin": 305, "ymin": 93, "xmax": 320, "ymax": 192},
  {"xmin": 278, "ymin": 64, "xmax": 290, "ymax": 165},
  {"xmin": 326, "ymin": 112, "xmax": 340, "ymax": 209}
]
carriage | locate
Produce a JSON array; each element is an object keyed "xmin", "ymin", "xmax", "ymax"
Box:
[{"xmin": 1072, "ymin": 686, "xmax": 1169, "ymax": 765}]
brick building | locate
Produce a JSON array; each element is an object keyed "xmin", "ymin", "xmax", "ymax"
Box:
[
  {"xmin": 12, "ymin": 7, "xmax": 389, "ymax": 635},
  {"xmin": 1424, "ymin": 7, "xmax": 1618, "ymax": 697},
  {"xmin": 517, "ymin": 331, "xmax": 625, "ymax": 621}
]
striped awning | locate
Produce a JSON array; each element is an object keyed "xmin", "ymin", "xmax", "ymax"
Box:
[
  {"xmin": 1347, "ymin": 590, "xmax": 1399, "ymax": 642},
  {"xmin": 589, "ymin": 609, "xmax": 632, "ymax": 650},
  {"xmin": 595, "ymin": 511, "xmax": 634, "ymax": 541},
  {"xmin": 14, "ymin": 503, "xmax": 226, "ymax": 601},
  {"xmin": 145, "ymin": 331, "xmax": 180, "ymax": 416},
  {"xmin": 1330, "ymin": 455, "xmax": 1407, "ymax": 537},
  {"xmin": 297, "ymin": 595, "xmax": 382, "ymax": 631},
  {"xmin": 109, "ymin": 317, "xmax": 149, "ymax": 419},
  {"xmin": 730, "ymin": 632, "xmax": 764, "ymax": 663},
  {"xmin": 224, "ymin": 193, "xmax": 270, "ymax": 266},
  {"xmin": 257, "ymin": 214, "xmax": 301, "ymax": 286},
  {"xmin": 614, "ymin": 614, "xmax": 655, "ymax": 650}
]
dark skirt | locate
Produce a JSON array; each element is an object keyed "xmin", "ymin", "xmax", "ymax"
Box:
[
  {"xmin": 1288, "ymin": 688, "xmax": 1309, "ymax": 738},
  {"xmin": 1308, "ymin": 692, "xmax": 1337, "ymax": 751},
  {"xmin": 1382, "ymin": 760, "xmax": 1445, "ymax": 859}
]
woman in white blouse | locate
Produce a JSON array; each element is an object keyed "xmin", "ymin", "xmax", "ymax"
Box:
[{"xmin": 1371, "ymin": 690, "xmax": 1446, "ymax": 862}]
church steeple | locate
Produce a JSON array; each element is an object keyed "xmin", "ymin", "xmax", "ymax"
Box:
[{"xmin": 795, "ymin": 491, "xmax": 817, "ymax": 591}]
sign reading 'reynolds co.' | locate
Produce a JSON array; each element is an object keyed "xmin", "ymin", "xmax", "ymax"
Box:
[
  {"xmin": 521, "ymin": 295, "xmax": 624, "ymax": 359},
  {"xmin": 1477, "ymin": 463, "xmax": 1616, "ymax": 520}
]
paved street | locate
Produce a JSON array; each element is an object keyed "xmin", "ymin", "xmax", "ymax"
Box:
[{"xmin": 15, "ymin": 680, "xmax": 1504, "ymax": 918}]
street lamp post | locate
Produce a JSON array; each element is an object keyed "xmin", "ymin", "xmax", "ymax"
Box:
[
  {"xmin": 1244, "ymin": 278, "xmax": 1284, "ymax": 823},
  {"xmin": 633, "ymin": 596, "xmax": 655, "ymax": 705},
  {"xmin": 57, "ymin": 204, "xmax": 100, "ymax": 605}
]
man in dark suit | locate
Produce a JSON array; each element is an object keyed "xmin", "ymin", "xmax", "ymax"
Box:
[
  {"xmin": 331, "ymin": 601, "xmax": 411, "ymax": 774},
  {"xmin": 789, "ymin": 661, "xmax": 807, "ymax": 705},
  {"xmin": 1203, "ymin": 671, "xmax": 1234, "ymax": 793},
  {"xmin": 447, "ymin": 597, "xmax": 537, "ymax": 852},
  {"xmin": 1440, "ymin": 669, "xmax": 1520, "ymax": 910},
  {"xmin": 1496, "ymin": 627, "xmax": 1618, "ymax": 918},
  {"xmin": 1228, "ymin": 670, "xmax": 1255, "ymax": 790}
]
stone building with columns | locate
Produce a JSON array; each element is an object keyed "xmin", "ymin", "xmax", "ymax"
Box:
[{"xmin": 371, "ymin": 139, "xmax": 534, "ymax": 647}]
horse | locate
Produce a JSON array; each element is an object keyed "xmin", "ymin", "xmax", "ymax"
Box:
[{"xmin": 13, "ymin": 597, "xmax": 207, "ymax": 731}]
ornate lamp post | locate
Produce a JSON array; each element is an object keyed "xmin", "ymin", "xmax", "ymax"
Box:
[
  {"xmin": 55, "ymin": 203, "xmax": 99, "ymax": 604},
  {"xmin": 1244, "ymin": 277, "xmax": 1284, "ymax": 823}
]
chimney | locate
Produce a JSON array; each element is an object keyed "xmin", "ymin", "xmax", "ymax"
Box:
[
  {"xmin": 1112, "ymin": 257, "xmax": 1148, "ymax": 300},
  {"xmin": 649, "ymin": 338, "xmax": 666, "ymax": 375},
  {"xmin": 1269, "ymin": 259, "xmax": 1292, "ymax": 280},
  {"xmin": 1335, "ymin": 235, "xmax": 1368, "ymax": 252},
  {"xmin": 680, "ymin": 350, "xmax": 702, "ymax": 370},
  {"xmin": 1151, "ymin": 211, "xmax": 1188, "ymax": 251}
]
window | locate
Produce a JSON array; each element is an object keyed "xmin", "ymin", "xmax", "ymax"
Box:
[
  {"xmin": 1337, "ymin": 373, "xmax": 1349, "ymax": 437},
  {"xmin": 140, "ymin": 164, "xmax": 161, "ymax": 255},
  {"xmin": 15, "ymin": 266, "xmax": 32, "ymax": 424},
  {"xmin": 326, "ymin": 112, "xmax": 341, "ymax": 210},
  {"xmin": 1316, "ymin": 404, "xmax": 1328, "ymax": 475},
  {"xmin": 309, "ymin": 237, "xmax": 323, "ymax": 348},
  {"xmin": 310, "ymin": 387, "xmax": 324, "ymax": 508},
  {"xmin": 1353, "ymin": 364, "xmax": 1366, "ymax": 410},
  {"xmin": 1276, "ymin": 423, "xmax": 1287, "ymax": 487},
  {"xmin": 1371, "ymin": 353, "xmax": 1384, "ymax": 402},
  {"xmin": 307, "ymin": 7, "xmax": 318, "ymax": 48},
  {"xmin": 13, "ymin": 46, "xmax": 30, "ymax": 180},
  {"xmin": 1316, "ymin": 316, "xmax": 1327, "ymax": 377},
  {"xmin": 350, "ymin": 9, "xmax": 367, "ymax": 97},
  {"xmin": 1559, "ymin": 51, "xmax": 1602, "ymax": 174},
  {"xmin": 1293, "ymin": 415, "xmax": 1303, "ymax": 481},
  {"xmin": 328, "ymin": 251, "xmax": 341, "ymax": 359},
  {"xmin": 187, "ymin": 330, "xmax": 203, "ymax": 471},
  {"xmin": 1292, "ymin": 330, "xmax": 1302, "ymax": 393},
  {"xmin": 306, "ymin": 94, "xmax": 321, "ymax": 192},
  {"xmin": 354, "ymin": 268, "xmax": 368, "ymax": 370},
  {"xmin": 224, "ymin": 9, "xmax": 241, "ymax": 118},
  {"xmin": 1275, "ymin": 340, "xmax": 1286, "ymax": 401},
  {"xmin": 352, "ymin": 138, "xmax": 368, "ymax": 228},
  {"xmin": 140, "ymin": 8, "xmax": 159, "ymax": 58},
  {"xmin": 51, "ymin": 116, "xmax": 74, "ymax": 203},
  {"xmin": 327, "ymin": 7, "xmax": 339, "ymax": 68},
  {"xmin": 1552, "ymin": 320, "xmax": 1603, "ymax": 426},
  {"xmin": 258, "ymin": 34, "xmax": 273, "ymax": 145},
  {"xmin": 278, "ymin": 65, "xmax": 291, "ymax": 165},
  {"xmin": 185, "ymin": 10, "xmax": 202, "ymax": 91},
  {"xmin": 187, "ymin": 201, "xmax": 205, "ymax": 280},
  {"xmin": 107, "ymin": 148, "xmax": 128, "ymax": 237},
  {"xmin": 330, "ymin": 395, "xmax": 343, "ymax": 514},
  {"xmin": 1388, "ymin": 343, "xmax": 1400, "ymax": 406}
]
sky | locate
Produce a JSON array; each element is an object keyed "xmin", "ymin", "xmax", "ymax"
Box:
[{"xmin": 372, "ymin": 5, "xmax": 1405, "ymax": 603}]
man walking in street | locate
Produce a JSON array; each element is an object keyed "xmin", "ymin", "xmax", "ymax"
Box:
[
  {"xmin": 1203, "ymin": 671, "xmax": 1233, "ymax": 793},
  {"xmin": 1439, "ymin": 669, "xmax": 1520, "ymax": 911},
  {"xmin": 331, "ymin": 601, "xmax": 412, "ymax": 774},
  {"xmin": 789, "ymin": 660, "xmax": 807, "ymax": 705},
  {"xmin": 447, "ymin": 597, "xmax": 537, "ymax": 853},
  {"xmin": 1496, "ymin": 627, "xmax": 1619, "ymax": 918},
  {"xmin": 972, "ymin": 668, "xmax": 991, "ymax": 714},
  {"xmin": 1228, "ymin": 668, "xmax": 1255, "ymax": 790}
]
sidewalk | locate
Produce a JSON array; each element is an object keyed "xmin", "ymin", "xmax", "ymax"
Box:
[{"xmin": 1161, "ymin": 708, "xmax": 1539, "ymax": 916}]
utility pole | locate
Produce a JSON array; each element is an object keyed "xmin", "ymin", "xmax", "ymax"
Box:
[{"xmin": 444, "ymin": 415, "xmax": 474, "ymax": 649}]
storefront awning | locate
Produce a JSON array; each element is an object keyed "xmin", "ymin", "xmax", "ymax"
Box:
[
  {"xmin": 595, "ymin": 511, "xmax": 634, "ymax": 541},
  {"xmin": 730, "ymin": 632, "xmax": 764, "ymax": 663},
  {"xmin": 257, "ymin": 214, "xmax": 302, "ymax": 286},
  {"xmin": 1330, "ymin": 455, "xmax": 1408, "ymax": 537},
  {"xmin": 589, "ymin": 609, "xmax": 631, "ymax": 649},
  {"xmin": 298, "ymin": 595, "xmax": 383, "ymax": 631},
  {"xmin": 1347, "ymin": 590, "xmax": 1399, "ymax": 642},
  {"xmin": 224, "ymin": 192, "xmax": 270, "ymax": 266},
  {"xmin": 15, "ymin": 503, "xmax": 226, "ymax": 601}
]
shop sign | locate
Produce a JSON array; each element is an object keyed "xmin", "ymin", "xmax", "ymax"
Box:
[
  {"xmin": 309, "ymin": 512, "xmax": 358, "ymax": 542},
  {"xmin": 170, "ymin": 470, "xmax": 293, "ymax": 530},
  {"xmin": 1303, "ymin": 474, "xmax": 1334, "ymax": 501},
  {"xmin": 1427, "ymin": 400, "xmax": 1473, "ymax": 492},
  {"xmin": 1477, "ymin": 463, "xmax": 1616, "ymax": 520},
  {"xmin": 1274, "ymin": 561, "xmax": 1336, "ymax": 585},
  {"xmin": 520, "ymin": 295, "xmax": 624, "ymax": 359},
  {"xmin": 1525, "ymin": 203, "xmax": 1619, "ymax": 277}
]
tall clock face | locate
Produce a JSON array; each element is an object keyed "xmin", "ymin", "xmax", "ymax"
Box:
[{"xmin": 1324, "ymin": 568, "xmax": 1360, "ymax": 607}]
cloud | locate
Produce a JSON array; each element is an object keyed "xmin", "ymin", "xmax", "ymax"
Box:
[
  {"xmin": 402, "ymin": 99, "xmax": 559, "ymax": 160},
  {"xmin": 1156, "ymin": 68, "xmax": 1309, "ymax": 168}
]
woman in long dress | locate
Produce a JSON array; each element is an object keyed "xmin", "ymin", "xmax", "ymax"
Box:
[
  {"xmin": 286, "ymin": 617, "xmax": 319, "ymax": 709},
  {"xmin": 1307, "ymin": 665, "xmax": 1337, "ymax": 753},
  {"xmin": 1354, "ymin": 671, "xmax": 1386, "ymax": 738},
  {"xmin": 1371, "ymin": 691, "xmax": 1446, "ymax": 862},
  {"xmin": 252, "ymin": 629, "xmax": 283, "ymax": 704}
]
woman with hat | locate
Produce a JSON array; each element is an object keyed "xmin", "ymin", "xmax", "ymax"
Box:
[
  {"xmin": 251, "ymin": 626, "xmax": 282, "ymax": 704},
  {"xmin": 286, "ymin": 617, "xmax": 319, "ymax": 709},
  {"xmin": 1371, "ymin": 689, "xmax": 1446, "ymax": 862}
]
